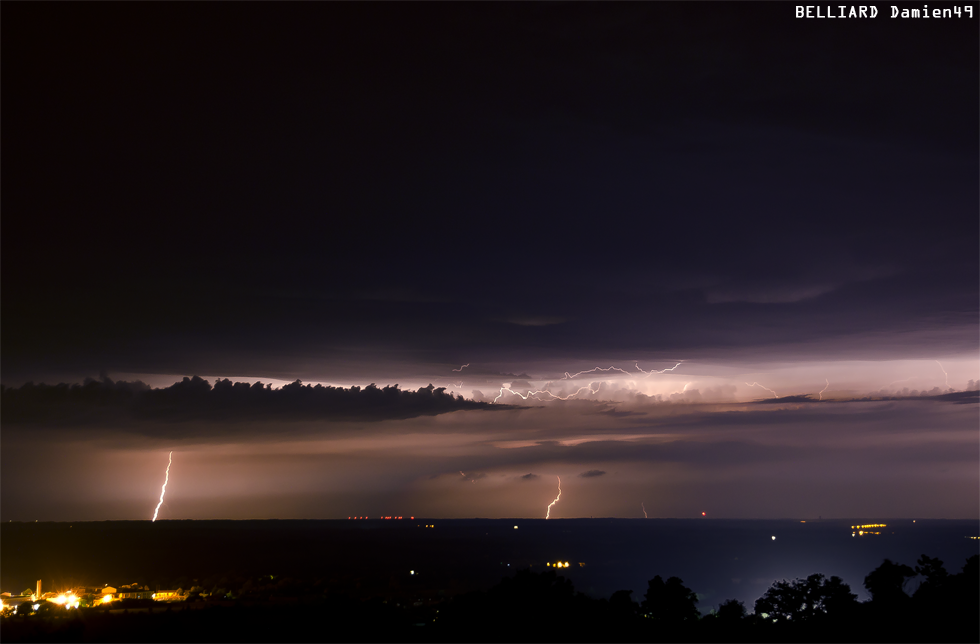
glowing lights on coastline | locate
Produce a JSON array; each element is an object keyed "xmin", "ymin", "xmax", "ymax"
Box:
[
  {"xmin": 348, "ymin": 516, "xmax": 409, "ymax": 520},
  {"xmin": 547, "ymin": 561, "xmax": 571, "ymax": 568},
  {"xmin": 151, "ymin": 451, "xmax": 173, "ymax": 522},
  {"xmin": 851, "ymin": 523, "xmax": 886, "ymax": 537},
  {"xmin": 545, "ymin": 476, "xmax": 561, "ymax": 519}
]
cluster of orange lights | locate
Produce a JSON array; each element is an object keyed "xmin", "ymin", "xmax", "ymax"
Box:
[
  {"xmin": 49, "ymin": 593, "xmax": 80, "ymax": 609},
  {"xmin": 850, "ymin": 524, "xmax": 886, "ymax": 537},
  {"xmin": 348, "ymin": 516, "xmax": 414, "ymax": 520},
  {"xmin": 548, "ymin": 562, "xmax": 571, "ymax": 568}
]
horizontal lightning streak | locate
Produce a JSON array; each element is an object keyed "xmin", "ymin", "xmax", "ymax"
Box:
[
  {"xmin": 634, "ymin": 362, "xmax": 683, "ymax": 377},
  {"xmin": 560, "ymin": 366, "xmax": 631, "ymax": 380},
  {"xmin": 492, "ymin": 382, "xmax": 602, "ymax": 404},
  {"xmin": 490, "ymin": 361, "xmax": 681, "ymax": 404}
]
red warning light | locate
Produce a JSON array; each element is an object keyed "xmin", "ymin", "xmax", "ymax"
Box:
[
  {"xmin": 701, "ymin": 512, "xmax": 706, "ymax": 517},
  {"xmin": 410, "ymin": 516, "xmax": 414, "ymax": 520}
]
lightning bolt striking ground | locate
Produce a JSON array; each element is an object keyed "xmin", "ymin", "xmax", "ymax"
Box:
[
  {"xmin": 151, "ymin": 451, "xmax": 173, "ymax": 522},
  {"xmin": 545, "ymin": 476, "xmax": 561, "ymax": 519},
  {"xmin": 641, "ymin": 502, "xmax": 648, "ymax": 519},
  {"xmin": 745, "ymin": 382, "xmax": 778, "ymax": 399},
  {"xmin": 818, "ymin": 379, "xmax": 830, "ymax": 401}
]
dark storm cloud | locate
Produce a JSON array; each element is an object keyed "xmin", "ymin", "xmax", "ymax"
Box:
[
  {"xmin": 0, "ymin": 376, "xmax": 503, "ymax": 426},
  {"xmin": 2, "ymin": 3, "xmax": 975, "ymax": 383},
  {"xmin": 520, "ymin": 473, "xmax": 540, "ymax": 481},
  {"xmin": 578, "ymin": 470, "xmax": 606, "ymax": 478}
]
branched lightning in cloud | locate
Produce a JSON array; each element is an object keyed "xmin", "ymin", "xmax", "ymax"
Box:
[
  {"xmin": 151, "ymin": 451, "xmax": 173, "ymax": 522},
  {"xmin": 452, "ymin": 364, "xmax": 470, "ymax": 372},
  {"xmin": 634, "ymin": 362, "xmax": 683, "ymax": 377},
  {"xmin": 545, "ymin": 476, "xmax": 561, "ymax": 519},
  {"xmin": 560, "ymin": 366, "xmax": 632, "ymax": 380},
  {"xmin": 641, "ymin": 502, "xmax": 648, "ymax": 519},
  {"xmin": 559, "ymin": 362, "xmax": 683, "ymax": 380},
  {"xmin": 492, "ymin": 382, "xmax": 602, "ymax": 404},
  {"xmin": 886, "ymin": 377, "xmax": 914, "ymax": 389},
  {"xmin": 488, "ymin": 361, "xmax": 682, "ymax": 404},
  {"xmin": 818, "ymin": 379, "xmax": 830, "ymax": 401},
  {"xmin": 936, "ymin": 361, "xmax": 949, "ymax": 389},
  {"xmin": 745, "ymin": 382, "xmax": 778, "ymax": 399}
]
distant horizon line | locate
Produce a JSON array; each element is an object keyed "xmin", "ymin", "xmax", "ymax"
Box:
[{"xmin": 5, "ymin": 517, "xmax": 978, "ymax": 523}]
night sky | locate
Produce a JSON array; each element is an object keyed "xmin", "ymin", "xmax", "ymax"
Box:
[{"xmin": 3, "ymin": 3, "xmax": 977, "ymax": 522}]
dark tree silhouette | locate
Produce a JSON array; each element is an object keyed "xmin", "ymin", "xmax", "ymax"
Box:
[
  {"xmin": 864, "ymin": 559, "xmax": 916, "ymax": 605},
  {"xmin": 608, "ymin": 589, "xmax": 639, "ymax": 617},
  {"xmin": 912, "ymin": 554, "xmax": 948, "ymax": 602},
  {"xmin": 754, "ymin": 573, "xmax": 857, "ymax": 623},
  {"xmin": 716, "ymin": 598, "xmax": 747, "ymax": 621},
  {"xmin": 642, "ymin": 575, "xmax": 700, "ymax": 622}
]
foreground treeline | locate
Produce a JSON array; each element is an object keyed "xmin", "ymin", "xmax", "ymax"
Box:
[
  {"xmin": 3, "ymin": 554, "xmax": 976, "ymax": 642},
  {"xmin": 436, "ymin": 555, "xmax": 980, "ymax": 638}
]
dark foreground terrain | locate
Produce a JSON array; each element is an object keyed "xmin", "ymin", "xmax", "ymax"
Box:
[{"xmin": 2, "ymin": 519, "xmax": 977, "ymax": 641}]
